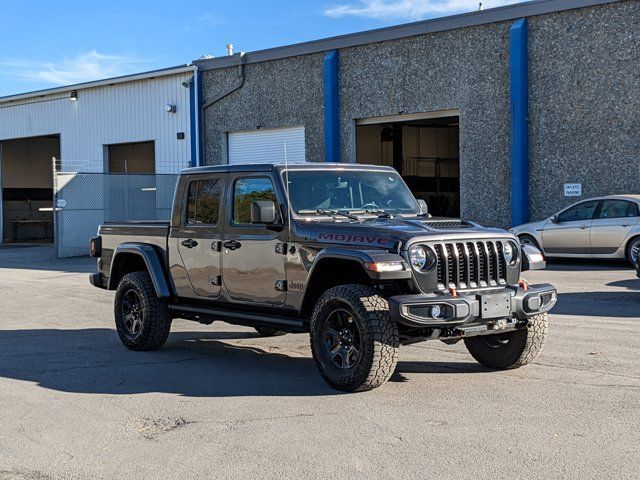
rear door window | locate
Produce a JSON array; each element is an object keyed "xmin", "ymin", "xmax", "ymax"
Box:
[
  {"xmin": 597, "ymin": 200, "xmax": 640, "ymax": 219},
  {"xmin": 186, "ymin": 179, "xmax": 221, "ymax": 225}
]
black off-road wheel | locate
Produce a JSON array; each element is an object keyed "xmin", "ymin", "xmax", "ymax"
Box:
[
  {"xmin": 254, "ymin": 326, "xmax": 286, "ymax": 337},
  {"xmin": 114, "ymin": 272, "xmax": 172, "ymax": 351},
  {"xmin": 310, "ymin": 284, "xmax": 399, "ymax": 392},
  {"xmin": 464, "ymin": 313, "xmax": 548, "ymax": 369}
]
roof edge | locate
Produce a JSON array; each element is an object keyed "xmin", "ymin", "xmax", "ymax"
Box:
[
  {"xmin": 194, "ymin": 0, "xmax": 622, "ymax": 71},
  {"xmin": 0, "ymin": 64, "xmax": 195, "ymax": 104}
]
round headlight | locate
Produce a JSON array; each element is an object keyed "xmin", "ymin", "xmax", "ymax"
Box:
[
  {"xmin": 409, "ymin": 245, "xmax": 427, "ymax": 270},
  {"xmin": 409, "ymin": 245, "xmax": 437, "ymax": 271},
  {"xmin": 503, "ymin": 242, "xmax": 516, "ymax": 265}
]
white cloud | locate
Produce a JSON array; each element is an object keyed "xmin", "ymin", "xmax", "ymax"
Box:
[
  {"xmin": 324, "ymin": 0, "xmax": 522, "ymax": 20},
  {"xmin": 0, "ymin": 50, "xmax": 153, "ymax": 86}
]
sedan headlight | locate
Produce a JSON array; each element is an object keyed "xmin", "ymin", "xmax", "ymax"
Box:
[{"xmin": 409, "ymin": 245, "xmax": 437, "ymax": 271}]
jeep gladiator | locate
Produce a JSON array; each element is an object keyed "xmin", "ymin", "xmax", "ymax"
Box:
[{"xmin": 89, "ymin": 163, "xmax": 557, "ymax": 391}]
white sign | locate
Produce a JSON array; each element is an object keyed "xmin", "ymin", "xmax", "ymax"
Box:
[
  {"xmin": 56, "ymin": 199, "xmax": 67, "ymax": 208},
  {"xmin": 564, "ymin": 183, "xmax": 582, "ymax": 197}
]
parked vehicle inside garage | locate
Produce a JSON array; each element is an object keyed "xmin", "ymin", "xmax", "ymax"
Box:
[
  {"xmin": 89, "ymin": 163, "xmax": 556, "ymax": 392},
  {"xmin": 511, "ymin": 195, "xmax": 640, "ymax": 266}
]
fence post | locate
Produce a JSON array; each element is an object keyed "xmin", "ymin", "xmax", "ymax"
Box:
[{"xmin": 51, "ymin": 157, "xmax": 59, "ymax": 258}]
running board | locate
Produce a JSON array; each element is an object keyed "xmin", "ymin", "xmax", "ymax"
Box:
[{"xmin": 168, "ymin": 304, "xmax": 307, "ymax": 332}]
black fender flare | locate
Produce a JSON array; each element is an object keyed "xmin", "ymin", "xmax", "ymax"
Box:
[
  {"xmin": 107, "ymin": 243, "xmax": 172, "ymax": 298},
  {"xmin": 306, "ymin": 247, "xmax": 411, "ymax": 282}
]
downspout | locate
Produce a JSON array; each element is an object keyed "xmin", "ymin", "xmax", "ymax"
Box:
[
  {"xmin": 509, "ymin": 18, "xmax": 529, "ymax": 226},
  {"xmin": 200, "ymin": 52, "xmax": 247, "ymax": 165},
  {"xmin": 189, "ymin": 65, "xmax": 199, "ymax": 167}
]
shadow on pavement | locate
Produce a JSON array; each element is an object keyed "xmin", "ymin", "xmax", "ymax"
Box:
[
  {"xmin": 545, "ymin": 258, "xmax": 632, "ymax": 272},
  {"xmin": 0, "ymin": 328, "xmax": 486, "ymax": 396},
  {"xmin": 0, "ymin": 245, "xmax": 94, "ymax": 274},
  {"xmin": 553, "ymin": 290, "xmax": 640, "ymax": 318}
]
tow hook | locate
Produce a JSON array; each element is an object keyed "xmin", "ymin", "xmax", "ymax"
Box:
[{"xmin": 492, "ymin": 319, "xmax": 508, "ymax": 330}]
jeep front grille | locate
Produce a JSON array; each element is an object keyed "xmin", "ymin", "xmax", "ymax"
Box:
[{"xmin": 432, "ymin": 241, "xmax": 507, "ymax": 290}]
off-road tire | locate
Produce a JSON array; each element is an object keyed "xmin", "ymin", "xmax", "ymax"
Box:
[
  {"xmin": 254, "ymin": 326, "xmax": 286, "ymax": 337},
  {"xmin": 625, "ymin": 236, "xmax": 640, "ymax": 267},
  {"xmin": 310, "ymin": 284, "xmax": 399, "ymax": 392},
  {"xmin": 464, "ymin": 313, "xmax": 548, "ymax": 369},
  {"xmin": 114, "ymin": 271, "xmax": 172, "ymax": 351},
  {"xmin": 518, "ymin": 234, "xmax": 540, "ymax": 250}
]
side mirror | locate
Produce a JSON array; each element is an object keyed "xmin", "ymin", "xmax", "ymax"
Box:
[
  {"xmin": 550, "ymin": 215, "xmax": 558, "ymax": 223},
  {"xmin": 416, "ymin": 199, "xmax": 429, "ymax": 216},
  {"xmin": 250, "ymin": 200, "xmax": 276, "ymax": 224},
  {"xmin": 521, "ymin": 244, "xmax": 546, "ymax": 271}
]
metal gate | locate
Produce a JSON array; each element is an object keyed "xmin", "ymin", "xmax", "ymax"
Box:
[{"xmin": 53, "ymin": 165, "xmax": 178, "ymax": 258}]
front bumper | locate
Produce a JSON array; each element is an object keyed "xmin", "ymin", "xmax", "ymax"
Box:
[{"xmin": 388, "ymin": 283, "xmax": 557, "ymax": 329}]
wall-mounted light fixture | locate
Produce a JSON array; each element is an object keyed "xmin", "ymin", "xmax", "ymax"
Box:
[
  {"xmin": 70, "ymin": 91, "xmax": 78, "ymax": 101},
  {"xmin": 165, "ymin": 104, "xmax": 177, "ymax": 113}
]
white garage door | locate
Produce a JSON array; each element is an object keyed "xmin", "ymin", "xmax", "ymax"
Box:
[{"xmin": 228, "ymin": 126, "xmax": 306, "ymax": 165}]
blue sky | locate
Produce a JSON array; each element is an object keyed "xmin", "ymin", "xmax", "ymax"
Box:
[{"xmin": 0, "ymin": 0, "xmax": 522, "ymax": 97}]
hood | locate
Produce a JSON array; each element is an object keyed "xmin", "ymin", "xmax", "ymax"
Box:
[{"xmin": 300, "ymin": 216, "xmax": 514, "ymax": 250}]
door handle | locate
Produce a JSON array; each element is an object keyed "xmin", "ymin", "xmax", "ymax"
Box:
[
  {"xmin": 580, "ymin": 225, "xmax": 588, "ymax": 229},
  {"xmin": 223, "ymin": 240, "xmax": 242, "ymax": 251},
  {"xmin": 181, "ymin": 239, "xmax": 198, "ymax": 248}
]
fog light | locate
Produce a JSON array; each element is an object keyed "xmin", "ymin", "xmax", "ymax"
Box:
[
  {"xmin": 527, "ymin": 296, "xmax": 541, "ymax": 311},
  {"xmin": 431, "ymin": 305, "xmax": 442, "ymax": 319}
]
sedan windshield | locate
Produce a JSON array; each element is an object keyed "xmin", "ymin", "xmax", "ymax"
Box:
[{"xmin": 284, "ymin": 169, "xmax": 419, "ymax": 215}]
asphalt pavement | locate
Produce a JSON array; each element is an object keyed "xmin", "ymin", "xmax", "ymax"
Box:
[{"xmin": 0, "ymin": 245, "xmax": 638, "ymax": 479}]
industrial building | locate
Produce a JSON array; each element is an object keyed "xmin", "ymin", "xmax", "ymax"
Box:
[
  {"xmin": 195, "ymin": 0, "xmax": 639, "ymax": 227},
  {"xmin": 0, "ymin": 65, "xmax": 197, "ymax": 245},
  {"xmin": 0, "ymin": 0, "xmax": 637, "ymax": 255}
]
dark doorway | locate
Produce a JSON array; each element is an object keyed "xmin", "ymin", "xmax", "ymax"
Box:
[
  {"xmin": 356, "ymin": 115, "xmax": 460, "ymax": 217},
  {"xmin": 0, "ymin": 135, "xmax": 59, "ymax": 243},
  {"xmin": 107, "ymin": 141, "xmax": 155, "ymax": 174}
]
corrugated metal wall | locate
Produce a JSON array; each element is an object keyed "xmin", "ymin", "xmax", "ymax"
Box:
[{"xmin": 0, "ymin": 71, "xmax": 194, "ymax": 173}]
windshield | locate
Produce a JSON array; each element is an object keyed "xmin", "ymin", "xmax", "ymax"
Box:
[{"xmin": 284, "ymin": 169, "xmax": 419, "ymax": 215}]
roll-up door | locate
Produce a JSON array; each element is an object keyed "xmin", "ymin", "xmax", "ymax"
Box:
[{"xmin": 228, "ymin": 126, "xmax": 306, "ymax": 165}]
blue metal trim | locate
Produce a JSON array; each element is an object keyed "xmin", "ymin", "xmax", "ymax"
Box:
[
  {"xmin": 189, "ymin": 74, "xmax": 197, "ymax": 168},
  {"xmin": 510, "ymin": 18, "xmax": 529, "ymax": 226},
  {"xmin": 323, "ymin": 50, "xmax": 340, "ymax": 162}
]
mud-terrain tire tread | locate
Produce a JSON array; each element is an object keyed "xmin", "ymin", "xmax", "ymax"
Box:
[
  {"xmin": 254, "ymin": 326, "xmax": 286, "ymax": 337},
  {"xmin": 310, "ymin": 284, "xmax": 399, "ymax": 392},
  {"xmin": 464, "ymin": 313, "xmax": 548, "ymax": 369},
  {"xmin": 114, "ymin": 271, "xmax": 172, "ymax": 351}
]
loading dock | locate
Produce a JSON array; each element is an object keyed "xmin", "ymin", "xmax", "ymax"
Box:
[
  {"xmin": 356, "ymin": 112, "xmax": 460, "ymax": 217},
  {"xmin": 0, "ymin": 135, "xmax": 59, "ymax": 243}
]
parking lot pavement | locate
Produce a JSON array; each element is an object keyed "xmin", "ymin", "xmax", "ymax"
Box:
[{"xmin": 0, "ymin": 246, "xmax": 639, "ymax": 480}]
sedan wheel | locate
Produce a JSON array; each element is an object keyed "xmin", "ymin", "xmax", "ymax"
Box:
[{"xmin": 627, "ymin": 237, "xmax": 640, "ymax": 266}]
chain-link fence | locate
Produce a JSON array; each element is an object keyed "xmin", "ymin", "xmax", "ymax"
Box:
[{"xmin": 54, "ymin": 172, "xmax": 178, "ymax": 258}]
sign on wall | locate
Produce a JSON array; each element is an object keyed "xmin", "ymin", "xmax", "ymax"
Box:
[{"xmin": 563, "ymin": 183, "xmax": 582, "ymax": 197}]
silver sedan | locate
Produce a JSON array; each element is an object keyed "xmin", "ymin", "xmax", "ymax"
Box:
[{"xmin": 511, "ymin": 195, "xmax": 640, "ymax": 266}]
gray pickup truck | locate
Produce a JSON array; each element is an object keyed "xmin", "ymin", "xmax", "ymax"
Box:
[{"xmin": 89, "ymin": 163, "xmax": 556, "ymax": 391}]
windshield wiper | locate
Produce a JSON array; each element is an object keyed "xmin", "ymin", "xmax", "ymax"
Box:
[
  {"xmin": 359, "ymin": 209, "xmax": 393, "ymax": 218},
  {"xmin": 297, "ymin": 209, "xmax": 361, "ymax": 221}
]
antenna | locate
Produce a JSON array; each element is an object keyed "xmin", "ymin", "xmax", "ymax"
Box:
[{"xmin": 283, "ymin": 142, "xmax": 292, "ymax": 245}]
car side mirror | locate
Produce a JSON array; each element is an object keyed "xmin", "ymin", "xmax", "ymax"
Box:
[
  {"xmin": 416, "ymin": 199, "xmax": 430, "ymax": 216},
  {"xmin": 550, "ymin": 215, "xmax": 558, "ymax": 223},
  {"xmin": 250, "ymin": 200, "xmax": 276, "ymax": 224},
  {"xmin": 521, "ymin": 244, "xmax": 546, "ymax": 271}
]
